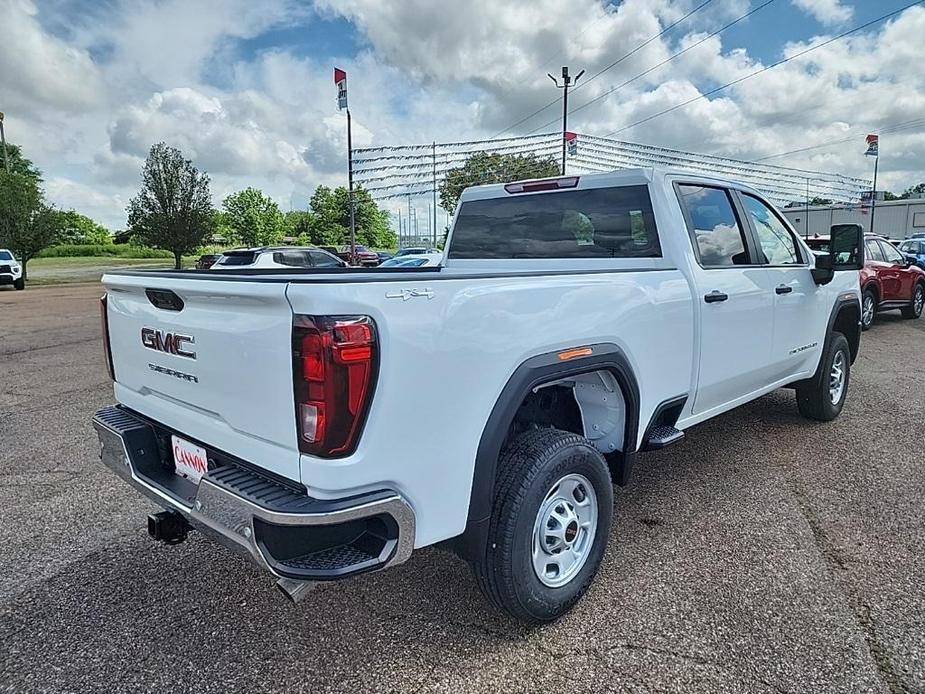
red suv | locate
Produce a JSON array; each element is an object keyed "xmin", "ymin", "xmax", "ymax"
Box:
[{"xmin": 860, "ymin": 234, "xmax": 925, "ymax": 330}]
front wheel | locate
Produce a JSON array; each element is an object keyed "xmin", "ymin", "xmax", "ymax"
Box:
[
  {"xmin": 796, "ymin": 332, "xmax": 851, "ymax": 422},
  {"xmin": 901, "ymin": 283, "xmax": 924, "ymax": 319},
  {"xmin": 860, "ymin": 288, "xmax": 876, "ymax": 331},
  {"xmin": 13, "ymin": 278, "xmax": 24, "ymax": 290},
  {"xmin": 471, "ymin": 428, "xmax": 613, "ymax": 624}
]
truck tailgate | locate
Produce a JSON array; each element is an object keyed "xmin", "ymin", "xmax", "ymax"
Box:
[{"xmin": 103, "ymin": 274, "xmax": 301, "ymax": 482}]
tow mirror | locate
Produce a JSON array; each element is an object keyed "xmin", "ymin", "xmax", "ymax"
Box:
[
  {"xmin": 812, "ymin": 224, "xmax": 864, "ymax": 285},
  {"xmin": 830, "ymin": 224, "xmax": 865, "ymax": 270}
]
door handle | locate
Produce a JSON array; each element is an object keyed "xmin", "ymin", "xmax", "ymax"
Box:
[
  {"xmin": 704, "ymin": 291, "xmax": 728, "ymax": 303},
  {"xmin": 775, "ymin": 285, "xmax": 793, "ymax": 295}
]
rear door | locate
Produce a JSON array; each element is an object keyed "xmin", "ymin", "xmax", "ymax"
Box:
[
  {"xmin": 737, "ymin": 192, "xmax": 826, "ymax": 380},
  {"xmin": 676, "ymin": 183, "xmax": 775, "ymax": 415},
  {"xmin": 104, "ymin": 274, "xmax": 301, "ymax": 482},
  {"xmin": 865, "ymin": 238, "xmax": 891, "ymax": 299},
  {"xmin": 878, "ymin": 239, "xmax": 913, "ymax": 300}
]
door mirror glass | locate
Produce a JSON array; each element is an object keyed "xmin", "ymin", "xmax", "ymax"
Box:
[{"xmin": 830, "ymin": 224, "xmax": 864, "ymax": 270}]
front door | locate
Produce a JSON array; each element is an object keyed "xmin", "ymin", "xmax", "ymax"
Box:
[
  {"xmin": 676, "ymin": 184, "xmax": 775, "ymax": 416},
  {"xmin": 877, "ymin": 239, "xmax": 914, "ymax": 301},
  {"xmin": 737, "ymin": 192, "xmax": 827, "ymax": 380}
]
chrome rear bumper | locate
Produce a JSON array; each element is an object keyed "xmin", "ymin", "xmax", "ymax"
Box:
[{"xmin": 92, "ymin": 405, "xmax": 415, "ymax": 588}]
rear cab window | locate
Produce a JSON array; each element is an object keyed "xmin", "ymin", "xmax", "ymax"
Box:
[
  {"xmin": 447, "ymin": 185, "xmax": 661, "ymax": 260},
  {"xmin": 215, "ymin": 252, "xmax": 257, "ymax": 266}
]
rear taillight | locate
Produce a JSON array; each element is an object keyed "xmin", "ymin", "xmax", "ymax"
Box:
[
  {"xmin": 293, "ymin": 315, "xmax": 378, "ymax": 458},
  {"xmin": 100, "ymin": 294, "xmax": 115, "ymax": 381}
]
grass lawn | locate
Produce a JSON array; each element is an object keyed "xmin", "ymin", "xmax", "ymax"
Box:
[{"xmin": 26, "ymin": 256, "xmax": 195, "ymax": 286}]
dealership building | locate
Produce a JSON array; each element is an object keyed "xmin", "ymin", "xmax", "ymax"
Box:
[{"xmin": 782, "ymin": 196, "xmax": 925, "ymax": 240}]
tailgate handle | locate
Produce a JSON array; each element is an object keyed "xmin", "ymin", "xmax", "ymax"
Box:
[{"xmin": 145, "ymin": 288, "xmax": 184, "ymax": 312}]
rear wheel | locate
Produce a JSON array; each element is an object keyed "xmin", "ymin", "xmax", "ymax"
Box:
[
  {"xmin": 796, "ymin": 332, "xmax": 850, "ymax": 422},
  {"xmin": 901, "ymin": 283, "xmax": 924, "ymax": 319},
  {"xmin": 860, "ymin": 288, "xmax": 876, "ymax": 331},
  {"xmin": 471, "ymin": 428, "xmax": 613, "ymax": 624}
]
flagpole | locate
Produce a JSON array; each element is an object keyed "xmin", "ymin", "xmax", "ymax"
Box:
[
  {"xmin": 347, "ymin": 107, "xmax": 355, "ymax": 262},
  {"xmin": 870, "ymin": 154, "xmax": 879, "ymax": 234}
]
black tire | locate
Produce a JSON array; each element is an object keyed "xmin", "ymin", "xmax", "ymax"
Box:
[
  {"xmin": 13, "ymin": 278, "xmax": 24, "ymax": 290},
  {"xmin": 471, "ymin": 428, "xmax": 613, "ymax": 624},
  {"xmin": 900, "ymin": 282, "xmax": 924, "ymax": 319},
  {"xmin": 796, "ymin": 332, "xmax": 851, "ymax": 422},
  {"xmin": 860, "ymin": 287, "xmax": 876, "ymax": 331}
]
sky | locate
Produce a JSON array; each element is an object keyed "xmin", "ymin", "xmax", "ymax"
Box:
[{"xmin": 2, "ymin": 0, "xmax": 924, "ymax": 229}]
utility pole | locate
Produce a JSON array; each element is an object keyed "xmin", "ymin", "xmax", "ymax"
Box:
[
  {"xmin": 407, "ymin": 193, "xmax": 412, "ymax": 248},
  {"xmin": 398, "ymin": 208, "xmax": 403, "ymax": 249},
  {"xmin": 804, "ymin": 178, "xmax": 810, "ymax": 239},
  {"xmin": 432, "ymin": 141, "xmax": 438, "ymax": 246},
  {"xmin": 548, "ymin": 66, "xmax": 583, "ymax": 175},
  {"xmin": 0, "ymin": 112, "xmax": 9, "ymax": 174},
  {"xmin": 334, "ymin": 68, "xmax": 355, "ymax": 261},
  {"xmin": 870, "ymin": 155, "xmax": 879, "ymax": 234}
]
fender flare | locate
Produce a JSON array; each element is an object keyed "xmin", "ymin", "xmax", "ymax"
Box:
[
  {"xmin": 826, "ymin": 294, "xmax": 861, "ymax": 365},
  {"xmin": 450, "ymin": 343, "xmax": 640, "ymax": 561}
]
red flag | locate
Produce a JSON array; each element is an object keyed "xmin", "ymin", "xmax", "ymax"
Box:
[{"xmin": 334, "ymin": 67, "xmax": 346, "ymax": 84}]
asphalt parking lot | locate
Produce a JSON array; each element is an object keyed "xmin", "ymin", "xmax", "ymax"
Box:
[{"xmin": 1, "ymin": 282, "xmax": 923, "ymax": 694}]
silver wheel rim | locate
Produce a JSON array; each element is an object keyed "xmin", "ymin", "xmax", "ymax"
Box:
[
  {"xmin": 914, "ymin": 287, "xmax": 924, "ymax": 316},
  {"xmin": 829, "ymin": 350, "xmax": 846, "ymax": 405},
  {"xmin": 862, "ymin": 295, "xmax": 875, "ymax": 326},
  {"xmin": 532, "ymin": 473, "xmax": 598, "ymax": 588}
]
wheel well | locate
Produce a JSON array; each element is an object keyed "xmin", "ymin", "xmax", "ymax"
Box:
[
  {"xmin": 832, "ymin": 302, "xmax": 860, "ymax": 363},
  {"xmin": 863, "ymin": 282, "xmax": 879, "ymax": 302},
  {"xmin": 508, "ymin": 370, "xmax": 627, "ymax": 457}
]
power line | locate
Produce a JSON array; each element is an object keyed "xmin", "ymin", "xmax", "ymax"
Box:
[
  {"xmin": 526, "ymin": 0, "xmax": 781, "ymax": 135},
  {"xmin": 602, "ymin": 1, "xmax": 924, "ymax": 138},
  {"xmin": 755, "ymin": 116, "xmax": 925, "ymax": 161},
  {"xmin": 490, "ymin": 0, "xmax": 719, "ymax": 138}
]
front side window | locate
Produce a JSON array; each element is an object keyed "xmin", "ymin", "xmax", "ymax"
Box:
[
  {"xmin": 741, "ymin": 194, "xmax": 801, "ymax": 265},
  {"xmin": 677, "ymin": 185, "xmax": 750, "ymax": 267},
  {"xmin": 448, "ymin": 185, "xmax": 661, "ymax": 259},
  {"xmin": 880, "ymin": 241, "xmax": 905, "ymax": 264},
  {"xmin": 310, "ymin": 251, "xmax": 341, "ymax": 267}
]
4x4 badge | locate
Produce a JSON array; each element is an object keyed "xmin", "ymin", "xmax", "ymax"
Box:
[{"xmin": 385, "ymin": 288, "xmax": 435, "ymax": 301}]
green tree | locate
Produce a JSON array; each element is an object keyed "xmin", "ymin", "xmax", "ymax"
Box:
[
  {"xmin": 126, "ymin": 143, "xmax": 214, "ymax": 269},
  {"xmin": 0, "ymin": 142, "xmax": 42, "ymax": 182},
  {"xmin": 283, "ymin": 210, "xmax": 315, "ymax": 242},
  {"xmin": 307, "ymin": 185, "xmax": 395, "ymax": 248},
  {"xmin": 0, "ymin": 173, "xmax": 64, "ymax": 280},
  {"xmin": 58, "ymin": 210, "xmax": 112, "ymax": 244},
  {"xmin": 900, "ymin": 183, "xmax": 925, "ymax": 199},
  {"xmin": 222, "ymin": 187, "xmax": 285, "ymax": 247},
  {"xmin": 438, "ymin": 151, "xmax": 560, "ymax": 214}
]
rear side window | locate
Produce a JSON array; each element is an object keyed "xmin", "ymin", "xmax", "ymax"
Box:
[
  {"xmin": 677, "ymin": 185, "xmax": 750, "ymax": 267},
  {"xmin": 216, "ymin": 252, "xmax": 256, "ymax": 266},
  {"xmin": 273, "ymin": 251, "xmax": 311, "ymax": 267},
  {"xmin": 448, "ymin": 185, "xmax": 660, "ymax": 259},
  {"xmin": 865, "ymin": 239, "xmax": 885, "ymax": 262}
]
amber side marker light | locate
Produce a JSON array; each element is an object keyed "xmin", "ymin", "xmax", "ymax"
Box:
[{"xmin": 557, "ymin": 346, "xmax": 593, "ymax": 361}]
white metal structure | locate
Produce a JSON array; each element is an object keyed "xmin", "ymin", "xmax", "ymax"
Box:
[{"xmin": 94, "ymin": 168, "xmax": 863, "ymax": 622}]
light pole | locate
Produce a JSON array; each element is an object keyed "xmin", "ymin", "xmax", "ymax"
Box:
[
  {"xmin": 0, "ymin": 111, "xmax": 10, "ymax": 174},
  {"xmin": 548, "ymin": 67, "xmax": 583, "ymax": 175}
]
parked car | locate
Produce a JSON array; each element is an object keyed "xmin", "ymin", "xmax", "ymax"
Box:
[
  {"xmin": 860, "ymin": 234, "xmax": 925, "ymax": 329},
  {"xmin": 898, "ymin": 239, "xmax": 925, "ymax": 270},
  {"xmin": 211, "ymin": 246, "xmax": 347, "ymax": 270},
  {"xmin": 95, "ymin": 169, "xmax": 864, "ymax": 623},
  {"xmin": 376, "ymin": 251, "xmax": 393, "ymax": 263},
  {"xmin": 337, "ymin": 244, "xmax": 380, "ymax": 266},
  {"xmin": 910, "ymin": 232, "xmax": 925, "ymax": 240},
  {"xmin": 196, "ymin": 254, "xmax": 222, "ymax": 270},
  {"xmin": 379, "ymin": 252, "xmax": 443, "ymax": 268},
  {"xmin": 0, "ymin": 249, "xmax": 24, "ymax": 290},
  {"xmin": 394, "ymin": 246, "xmax": 440, "ymax": 257}
]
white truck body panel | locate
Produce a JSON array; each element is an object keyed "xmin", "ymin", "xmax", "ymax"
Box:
[{"xmin": 100, "ymin": 167, "xmax": 861, "ymax": 553}]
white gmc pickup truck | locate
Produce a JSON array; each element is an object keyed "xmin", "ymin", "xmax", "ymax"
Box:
[{"xmin": 94, "ymin": 168, "xmax": 864, "ymax": 623}]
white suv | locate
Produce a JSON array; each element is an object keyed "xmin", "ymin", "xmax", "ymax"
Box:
[
  {"xmin": 211, "ymin": 246, "xmax": 346, "ymax": 270},
  {"xmin": 0, "ymin": 249, "xmax": 24, "ymax": 290}
]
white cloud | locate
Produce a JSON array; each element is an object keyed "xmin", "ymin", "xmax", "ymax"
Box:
[
  {"xmin": 791, "ymin": 0, "xmax": 853, "ymax": 26},
  {"xmin": 5, "ymin": 0, "xmax": 925, "ymax": 230}
]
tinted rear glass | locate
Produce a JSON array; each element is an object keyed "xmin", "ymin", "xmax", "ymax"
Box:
[
  {"xmin": 217, "ymin": 252, "xmax": 256, "ymax": 266},
  {"xmin": 448, "ymin": 185, "xmax": 660, "ymax": 259}
]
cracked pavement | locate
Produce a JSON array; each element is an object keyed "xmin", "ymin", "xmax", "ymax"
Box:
[{"xmin": 1, "ymin": 283, "xmax": 923, "ymax": 693}]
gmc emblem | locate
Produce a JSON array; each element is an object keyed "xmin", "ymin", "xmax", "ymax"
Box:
[{"xmin": 141, "ymin": 327, "xmax": 196, "ymax": 360}]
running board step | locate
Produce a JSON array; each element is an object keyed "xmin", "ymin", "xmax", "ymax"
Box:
[{"xmin": 643, "ymin": 425, "xmax": 684, "ymax": 451}]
